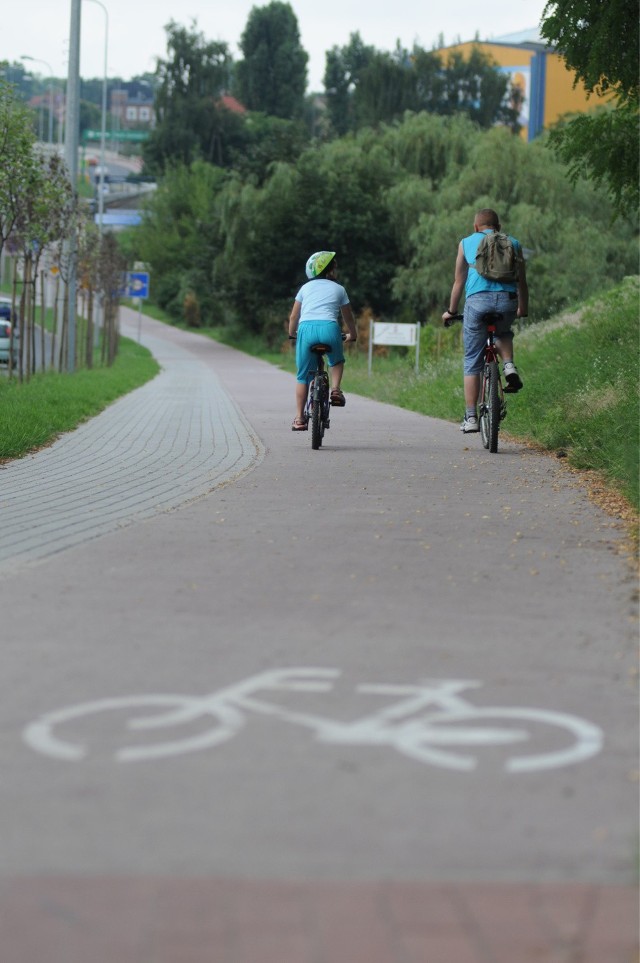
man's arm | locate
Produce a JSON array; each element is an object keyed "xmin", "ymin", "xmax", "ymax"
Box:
[
  {"xmin": 517, "ymin": 259, "xmax": 529, "ymax": 317},
  {"xmin": 442, "ymin": 242, "xmax": 468, "ymax": 320}
]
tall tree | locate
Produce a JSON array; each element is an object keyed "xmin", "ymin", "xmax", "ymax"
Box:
[
  {"xmin": 439, "ymin": 49, "xmax": 521, "ymax": 131},
  {"xmin": 325, "ymin": 41, "xmax": 521, "ymax": 135},
  {"xmin": 541, "ymin": 0, "xmax": 639, "ymax": 215},
  {"xmin": 0, "ymin": 78, "xmax": 40, "ymax": 282},
  {"xmin": 323, "ymin": 33, "xmax": 376, "ymax": 136},
  {"xmin": 144, "ymin": 20, "xmax": 236, "ymax": 172},
  {"xmin": 351, "ymin": 47, "xmax": 416, "ymax": 129},
  {"xmin": 235, "ymin": 2, "xmax": 308, "ymax": 119}
]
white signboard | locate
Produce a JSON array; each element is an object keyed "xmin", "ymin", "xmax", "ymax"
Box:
[
  {"xmin": 372, "ymin": 322, "xmax": 418, "ymax": 346},
  {"xmin": 368, "ymin": 321, "xmax": 421, "ymax": 375}
]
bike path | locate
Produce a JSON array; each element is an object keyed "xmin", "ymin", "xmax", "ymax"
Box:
[{"xmin": 0, "ymin": 308, "xmax": 637, "ymax": 963}]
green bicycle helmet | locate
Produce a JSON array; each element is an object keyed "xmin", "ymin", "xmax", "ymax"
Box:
[{"xmin": 305, "ymin": 250, "xmax": 336, "ymax": 279}]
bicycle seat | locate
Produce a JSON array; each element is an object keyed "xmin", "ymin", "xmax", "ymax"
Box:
[
  {"xmin": 310, "ymin": 343, "xmax": 331, "ymax": 354},
  {"xmin": 481, "ymin": 311, "xmax": 504, "ymax": 325}
]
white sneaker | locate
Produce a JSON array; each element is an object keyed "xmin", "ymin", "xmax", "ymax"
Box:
[
  {"xmin": 503, "ymin": 362, "xmax": 523, "ymax": 392},
  {"xmin": 460, "ymin": 415, "xmax": 479, "ymax": 433}
]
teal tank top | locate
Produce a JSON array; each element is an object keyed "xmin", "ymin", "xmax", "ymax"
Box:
[{"xmin": 462, "ymin": 230, "xmax": 520, "ymax": 296}]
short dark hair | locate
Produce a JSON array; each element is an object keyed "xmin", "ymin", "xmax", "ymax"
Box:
[{"xmin": 475, "ymin": 208, "xmax": 500, "ymax": 230}]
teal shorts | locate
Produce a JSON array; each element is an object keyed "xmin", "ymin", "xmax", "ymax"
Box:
[{"xmin": 296, "ymin": 321, "xmax": 345, "ymax": 384}]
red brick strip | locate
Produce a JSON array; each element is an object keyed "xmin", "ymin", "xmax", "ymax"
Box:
[{"xmin": 1, "ymin": 878, "xmax": 637, "ymax": 963}]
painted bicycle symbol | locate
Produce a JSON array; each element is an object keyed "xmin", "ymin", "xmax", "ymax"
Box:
[{"xmin": 23, "ymin": 668, "xmax": 603, "ymax": 772}]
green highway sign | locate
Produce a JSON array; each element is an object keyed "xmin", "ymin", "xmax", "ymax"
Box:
[{"xmin": 83, "ymin": 130, "xmax": 149, "ymax": 142}]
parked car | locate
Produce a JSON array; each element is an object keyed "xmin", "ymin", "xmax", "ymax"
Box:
[
  {"xmin": 0, "ymin": 319, "xmax": 19, "ymax": 367},
  {"xmin": 0, "ymin": 296, "xmax": 12, "ymax": 320}
]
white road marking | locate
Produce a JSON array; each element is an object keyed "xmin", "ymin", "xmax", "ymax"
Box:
[{"xmin": 23, "ymin": 668, "xmax": 604, "ymax": 772}]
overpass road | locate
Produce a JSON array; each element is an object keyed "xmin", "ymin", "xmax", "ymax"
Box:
[{"xmin": 0, "ymin": 308, "xmax": 637, "ymax": 962}]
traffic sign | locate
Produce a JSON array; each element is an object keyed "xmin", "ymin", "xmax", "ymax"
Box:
[
  {"xmin": 83, "ymin": 129, "xmax": 149, "ymax": 142},
  {"xmin": 126, "ymin": 271, "xmax": 150, "ymax": 299}
]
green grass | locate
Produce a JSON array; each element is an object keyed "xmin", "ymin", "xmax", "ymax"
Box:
[{"xmin": 0, "ymin": 337, "xmax": 159, "ymax": 460}]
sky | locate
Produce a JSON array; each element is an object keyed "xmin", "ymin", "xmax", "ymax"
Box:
[{"xmin": 1, "ymin": 0, "xmax": 549, "ymax": 92}]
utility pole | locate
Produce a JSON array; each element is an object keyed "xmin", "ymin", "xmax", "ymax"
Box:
[
  {"xmin": 85, "ymin": 0, "xmax": 109, "ymax": 236},
  {"xmin": 64, "ymin": 0, "xmax": 81, "ymax": 373},
  {"xmin": 84, "ymin": 0, "xmax": 109, "ymax": 350}
]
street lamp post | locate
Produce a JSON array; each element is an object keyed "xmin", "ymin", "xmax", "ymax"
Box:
[
  {"xmin": 84, "ymin": 0, "xmax": 109, "ymax": 351},
  {"xmin": 65, "ymin": 0, "xmax": 82, "ymax": 373},
  {"xmin": 21, "ymin": 55, "xmax": 54, "ymax": 146},
  {"xmin": 84, "ymin": 0, "xmax": 109, "ymax": 236}
]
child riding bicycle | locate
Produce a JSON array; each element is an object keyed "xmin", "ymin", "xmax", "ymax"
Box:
[{"xmin": 288, "ymin": 251, "xmax": 357, "ymax": 431}]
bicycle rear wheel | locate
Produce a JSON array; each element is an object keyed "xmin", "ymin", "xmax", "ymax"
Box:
[
  {"xmin": 480, "ymin": 361, "xmax": 500, "ymax": 453},
  {"xmin": 311, "ymin": 381, "xmax": 324, "ymax": 449}
]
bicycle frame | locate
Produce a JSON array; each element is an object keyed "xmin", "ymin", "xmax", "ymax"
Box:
[
  {"xmin": 479, "ymin": 318, "xmax": 508, "ymax": 434},
  {"xmin": 482, "ymin": 321, "xmax": 500, "ymax": 367},
  {"xmin": 306, "ymin": 344, "xmax": 331, "ymax": 449}
]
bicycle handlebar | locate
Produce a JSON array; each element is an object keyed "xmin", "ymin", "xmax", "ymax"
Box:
[{"xmin": 443, "ymin": 313, "xmax": 463, "ymax": 328}]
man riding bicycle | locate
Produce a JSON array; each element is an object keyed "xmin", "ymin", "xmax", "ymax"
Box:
[
  {"xmin": 442, "ymin": 209, "xmax": 529, "ymax": 433},
  {"xmin": 288, "ymin": 251, "xmax": 357, "ymax": 431}
]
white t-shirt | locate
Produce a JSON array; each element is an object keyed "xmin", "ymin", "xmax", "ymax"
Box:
[{"xmin": 295, "ymin": 279, "xmax": 350, "ymax": 322}]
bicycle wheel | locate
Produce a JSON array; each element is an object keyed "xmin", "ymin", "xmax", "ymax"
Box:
[
  {"xmin": 394, "ymin": 707, "xmax": 603, "ymax": 773},
  {"xmin": 311, "ymin": 380, "xmax": 323, "ymax": 449},
  {"xmin": 480, "ymin": 361, "xmax": 500, "ymax": 453},
  {"xmin": 22, "ymin": 694, "xmax": 244, "ymax": 762},
  {"xmin": 322, "ymin": 375, "xmax": 331, "ymax": 431}
]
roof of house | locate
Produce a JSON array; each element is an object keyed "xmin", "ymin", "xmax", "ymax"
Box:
[{"xmin": 219, "ymin": 94, "xmax": 247, "ymax": 115}]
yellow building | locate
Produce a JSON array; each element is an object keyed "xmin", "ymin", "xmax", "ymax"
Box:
[{"xmin": 442, "ymin": 30, "xmax": 612, "ymax": 141}]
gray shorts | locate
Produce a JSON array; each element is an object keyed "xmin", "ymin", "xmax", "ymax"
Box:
[{"xmin": 463, "ymin": 291, "xmax": 517, "ymax": 375}]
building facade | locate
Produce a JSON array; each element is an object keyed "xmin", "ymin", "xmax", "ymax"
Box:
[
  {"xmin": 109, "ymin": 82, "xmax": 156, "ymax": 130},
  {"xmin": 442, "ymin": 31, "xmax": 612, "ymax": 141}
]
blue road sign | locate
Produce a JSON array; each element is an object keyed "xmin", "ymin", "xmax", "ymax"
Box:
[{"xmin": 126, "ymin": 271, "xmax": 150, "ymax": 299}]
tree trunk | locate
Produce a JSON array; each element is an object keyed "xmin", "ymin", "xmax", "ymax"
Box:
[{"xmin": 85, "ymin": 287, "xmax": 94, "ymax": 369}]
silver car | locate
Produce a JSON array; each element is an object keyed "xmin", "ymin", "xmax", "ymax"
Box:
[{"xmin": 0, "ymin": 300, "xmax": 19, "ymax": 366}]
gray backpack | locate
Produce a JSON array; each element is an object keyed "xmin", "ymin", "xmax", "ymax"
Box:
[{"xmin": 474, "ymin": 231, "xmax": 520, "ymax": 283}]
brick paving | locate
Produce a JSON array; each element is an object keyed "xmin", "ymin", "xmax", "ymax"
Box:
[
  {"xmin": 1, "ymin": 878, "xmax": 637, "ymax": 963},
  {"xmin": 0, "ymin": 325, "xmax": 263, "ymax": 573}
]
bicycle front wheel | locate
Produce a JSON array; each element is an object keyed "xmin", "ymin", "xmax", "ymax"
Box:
[{"xmin": 480, "ymin": 361, "xmax": 500, "ymax": 453}]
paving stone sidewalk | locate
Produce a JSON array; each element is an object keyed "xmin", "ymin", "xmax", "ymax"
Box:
[{"xmin": 0, "ymin": 322, "xmax": 263, "ymax": 572}]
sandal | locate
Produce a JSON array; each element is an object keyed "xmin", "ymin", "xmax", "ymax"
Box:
[
  {"xmin": 291, "ymin": 417, "xmax": 308, "ymax": 431},
  {"xmin": 330, "ymin": 388, "xmax": 346, "ymax": 407}
]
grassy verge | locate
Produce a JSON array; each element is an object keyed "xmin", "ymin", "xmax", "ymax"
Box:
[
  {"xmin": 347, "ymin": 279, "xmax": 639, "ymax": 512},
  {"xmin": 0, "ymin": 336, "xmax": 159, "ymax": 460}
]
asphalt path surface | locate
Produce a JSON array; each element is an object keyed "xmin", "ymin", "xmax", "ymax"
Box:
[{"xmin": 0, "ymin": 309, "xmax": 637, "ymax": 962}]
